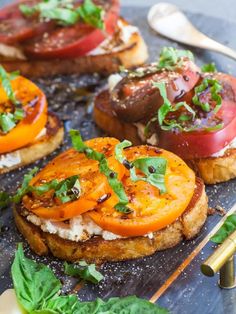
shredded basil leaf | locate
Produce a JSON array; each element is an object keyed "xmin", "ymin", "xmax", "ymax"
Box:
[
  {"xmin": 211, "ymin": 214, "xmax": 236, "ymax": 244},
  {"xmin": 157, "ymin": 47, "xmax": 194, "ymax": 71},
  {"xmin": 201, "ymin": 62, "xmax": 217, "ymax": 73},
  {"xmin": 76, "ymin": 0, "xmax": 104, "ymax": 29},
  {"xmin": 12, "ymin": 167, "xmax": 39, "ymax": 204},
  {"xmin": 0, "ymin": 66, "xmax": 19, "ymax": 105},
  {"xmin": 70, "ymin": 130, "xmax": 131, "ymax": 214},
  {"xmin": 12, "ymin": 245, "xmax": 168, "ymax": 313},
  {"xmin": 192, "ymin": 78, "xmax": 222, "ymax": 113},
  {"xmin": 0, "ymin": 168, "xmax": 81, "ymax": 209},
  {"xmin": 20, "ymin": 0, "xmax": 104, "ymax": 28},
  {"xmin": 130, "ymin": 158, "xmax": 167, "ymax": 194},
  {"xmin": 115, "ymin": 140, "xmax": 167, "ymax": 194},
  {"xmin": 64, "ymin": 261, "xmax": 104, "ymax": 284}
]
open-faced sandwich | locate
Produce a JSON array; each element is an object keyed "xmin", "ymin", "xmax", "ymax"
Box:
[
  {"xmin": 0, "ymin": 0, "xmax": 148, "ymax": 78},
  {"xmin": 0, "ymin": 66, "xmax": 64, "ymax": 174},
  {"xmin": 94, "ymin": 47, "xmax": 236, "ymax": 184},
  {"xmin": 8, "ymin": 130, "xmax": 208, "ymax": 262}
]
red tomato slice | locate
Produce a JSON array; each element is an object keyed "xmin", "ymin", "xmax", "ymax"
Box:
[
  {"xmin": 158, "ymin": 100, "xmax": 236, "ymax": 159},
  {"xmin": 0, "ymin": 0, "xmax": 54, "ymax": 44},
  {"xmin": 23, "ymin": 0, "xmax": 120, "ymax": 59}
]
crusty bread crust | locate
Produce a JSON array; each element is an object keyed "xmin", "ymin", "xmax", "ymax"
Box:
[
  {"xmin": 94, "ymin": 90, "xmax": 236, "ymax": 184},
  {"xmin": 14, "ymin": 178, "xmax": 208, "ymax": 262},
  {"xmin": 187, "ymin": 149, "xmax": 236, "ymax": 184},
  {"xmin": 1, "ymin": 22, "xmax": 148, "ymax": 78},
  {"xmin": 0, "ymin": 113, "xmax": 64, "ymax": 174}
]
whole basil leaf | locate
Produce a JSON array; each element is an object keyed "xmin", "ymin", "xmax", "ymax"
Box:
[
  {"xmin": 95, "ymin": 296, "xmax": 169, "ymax": 314},
  {"xmin": 11, "ymin": 244, "xmax": 61, "ymax": 312},
  {"xmin": 64, "ymin": 261, "xmax": 104, "ymax": 284},
  {"xmin": 211, "ymin": 214, "xmax": 236, "ymax": 244}
]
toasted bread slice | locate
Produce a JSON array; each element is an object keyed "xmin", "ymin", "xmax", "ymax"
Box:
[
  {"xmin": 94, "ymin": 90, "xmax": 236, "ymax": 184},
  {"xmin": 0, "ymin": 113, "xmax": 64, "ymax": 174},
  {"xmin": 14, "ymin": 178, "xmax": 208, "ymax": 263},
  {"xmin": 1, "ymin": 19, "xmax": 148, "ymax": 78}
]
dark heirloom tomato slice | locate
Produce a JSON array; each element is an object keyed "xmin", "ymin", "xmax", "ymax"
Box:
[
  {"xmin": 111, "ymin": 60, "xmax": 200, "ymax": 122},
  {"xmin": 0, "ymin": 0, "xmax": 53, "ymax": 44},
  {"xmin": 158, "ymin": 100, "xmax": 236, "ymax": 159},
  {"xmin": 23, "ymin": 0, "xmax": 120, "ymax": 59}
]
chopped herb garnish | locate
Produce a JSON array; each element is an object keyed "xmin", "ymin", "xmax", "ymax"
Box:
[
  {"xmin": 0, "ymin": 66, "xmax": 25, "ymax": 133},
  {"xmin": 201, "ymin": 62, "xmax": 217, "ymax": 73},
  {"xmin": 157, "ymin": 47, "xmax": 194, "ymax": 71},
  {"xmin": 211, "ymin": 214, "xmax": 236, "ymax": 244},
  {"xmin": 20, "ymin": 0, "xmax": 104, "ymax": 29},
  {"xmin": 115, "ymin": 140, "xmax": 167, "ymax": 194},
  {"xmin": 64, "ymin": 261, "xmax": 103, "ymax": 284},
  {"xmin": 192, "ymin": 78, "xmax": 222, "ymax": 113},
  {"xmin": 70, "ymin": 130, "xmax": 131, "ymax": 214},
  {"xmin": 147, "ymin": 78, "xmax": 224, "ymax": 133},
  {"xmin": 0, "ymin": 66, "xmax": 19, "ymax": 105},
  {"xmin": 0, "ymin": 167, "xmax": 81, "ymax": 209}
]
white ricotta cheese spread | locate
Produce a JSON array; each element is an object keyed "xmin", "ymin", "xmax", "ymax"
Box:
[
  {"xmin": 26, "ymin": 213, "xmax": 123, "ymax": 242},
  {"xmin": 211, "ymin": 137, "xmax": 236, "ymax": 157},
  {"xmin": 26, "ymin": 212, "xmax": 155, "ymax": 242},
  {"xmin": 134, "ymin": 122, "xmax": 159, "ymax": 145},
  {"xmin": 0, "ymin": 151, "xmax": 21, "ymax": 169}
]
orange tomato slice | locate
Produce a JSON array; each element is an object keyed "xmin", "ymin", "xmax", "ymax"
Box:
[
  {"xmin": 24, "ymin": 137, "xmax": 126, "ymax": 220},
  {"xmin": 88, "ymin": 145, "xmax": 196, "ymax": 237},
  {"xmin": 0, "ymin": 76, "xmax": 47, "ymax": 154}
]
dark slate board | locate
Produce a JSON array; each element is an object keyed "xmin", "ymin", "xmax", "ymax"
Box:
[{"xmin": 0, "ymin": 7, "xmax": 236, "ymax": 314}]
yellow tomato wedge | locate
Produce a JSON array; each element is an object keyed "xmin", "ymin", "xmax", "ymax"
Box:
[
  {"xmin": 23, "ymin": 138, "xmax": 126, "ymax": 220},
  {"xmin": 88, "ymin": 145, "xmax": 196, "ymax": 237},
  {"xmin": 0, "ymin": 76, "xmax": 47, "ymax": 154}
]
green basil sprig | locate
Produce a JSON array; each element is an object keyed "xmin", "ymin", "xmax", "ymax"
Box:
[
  {"xmin": 20, "ymin": 0, "xmax": 104, "ymax": 29},
  {"xmin": 64, "ymin": 260, "xmax": 104, "ymax": 284},
  {"xmin": 157, "ymin": 47, "xmax": 194, "ymax": 71},
  {"xmin": 0, "ymin": 167, "xmax": 81, "ymax": 209},
  {"xmin": 211, "ymin": 214, "xmax": 236, "ymax": 244},
  {"xmin": 192, "ymin": 78, "xmax": 222, "ymax": 113},
  {"xmin": 115, "ymin": 140, "xmax": 167, "ymax": 194},
  {"xmin": 70, "ymin": 130, "xmax": 131, "ymax": 214},
  {"xmin": 201, "ymin": 62, "xmax": 217, "ymax": 73},
  {"xmin": 12, "ymin": 244, "xmax": 168, "ymax": 313}
]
